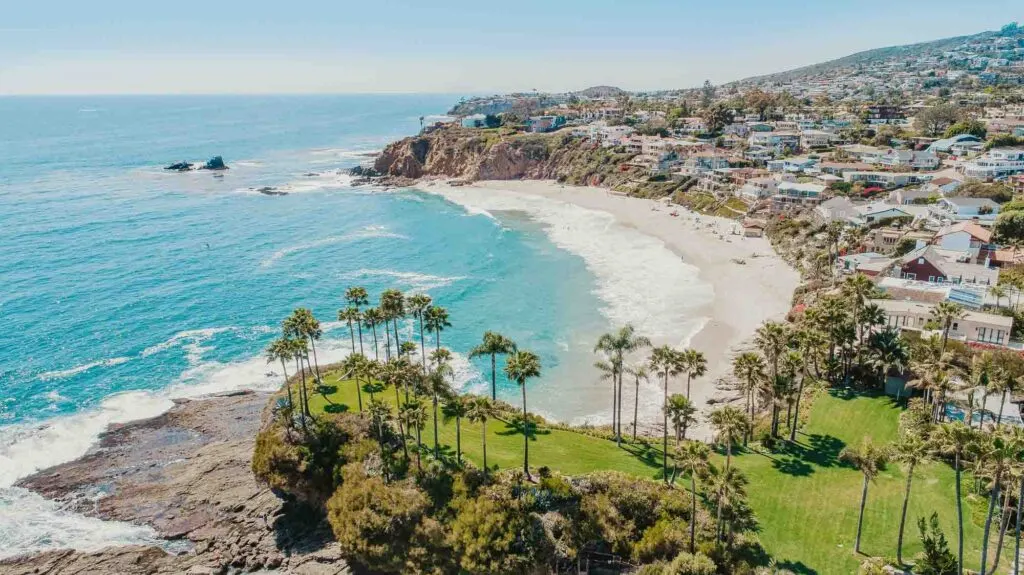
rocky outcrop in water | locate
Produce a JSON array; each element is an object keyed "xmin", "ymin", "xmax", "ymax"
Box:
[
  {"xmin": 199, "ymin": 156, "xmax": 228, "ymax": 171},
  {"xmin": 164, "ymin": 161, "xmax": 194, "ymax": 171},
  {"xmin": 1, "ymin": 391, "xmax": 349, "ymax": 575}
]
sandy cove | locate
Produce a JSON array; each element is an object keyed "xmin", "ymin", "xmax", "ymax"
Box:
[{"xmin": 423, "ymin": 179, "xmax": 800, "ymax": 434}]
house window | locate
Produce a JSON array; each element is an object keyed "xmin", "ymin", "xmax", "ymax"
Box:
[
  {"xmin": 905, "ymin": 273, "xmax": 917, "ymax": 280},
  {"xmin": 997, "ymin": 330, "xmax": 1005, "ymax": 344},
  {"xmin": 979, "ymin": 327, "xmax": 987, "ymax": 341},
  {"xmin": 952, "ymin": 322, "xmax": 959, "ymax": 332},
  {"xmin": 928, "ymin": 276, "xmax": 935, "ymax": 282}
]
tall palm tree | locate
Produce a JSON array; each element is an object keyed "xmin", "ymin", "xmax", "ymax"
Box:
[
  {"xmin": 979, "ymin": 429, "xmax": 1016, "ymax": 575},
  {"xmin": 427, "ymin": 348, "xmax": 453, "ymax": 458},
  {"xmin": 362, "ymin": 307, "xmax": 383, "ymax": 360},
  {"xmin": 842, "ymin": 273, "xmax": 875, "ymax": 345},
  {"xmin": 338, "ymin": 306, "xmax": 362, "ymax": 355},
  {"xmin": 285, "ymin": 308, "xmax": 324, "ymax": 385},
  {"xmin": 650, "ymin": 345, "xmax": 682, "ymax": 483},
  {"xmin": 625, "ymin": 363, "xmax": 650, "ymax": 441},
  {"xmin": 344, "ymin": 286, "xmax": 369, "ymax": 354},
  {"xmin": 755, "ymin": 321, "xmax": 790, "ymax": 436},
  {"xmin": 342, "ymin": 353, "xmax": 368, "ymax": 413},
  {"xmin": 891, "ymin": 431, "xmax": 931, "ymax": 565},
  {"xmin": 840, "ymin": 439, "xmax": 888, "ymax": 555},
  {"xmin": 406, "ymin": 293, "xmax": 433, "ymax": 369},
  {"xmin": 466, "ymin": 396, "xmax": 494, "ymax": 477},
  {"xmin": 381, "ymin": 288, "xmax": 406, "ymax": 359},
  {"xmin": 377, "ymin": 358, "xmax": 409, "ymax": 460},
  {"xmin": 708, "ymin": 406, "xmax": 748, "ymax": 473},
  {"xmin": 933, "ymin": 421, "xmax": 976, "ymax": 575},
  {"xmin": 931, "ymin": 301, "xmax": 966, "ymax": 352},
  {"xmin": 367, "ymin": 399, "xmax": 392, "ymax": 452},
  {"xmin": 989, "ymin": 284, "xmax": 1008, "ymax": 309},
  {"xmin": 401, "ymin": 399, "xmax": 428, "ymax": 473},
  {"xmin": 423, "ymin": 305, "xmax": 451, "ymax": 353},
  {"xmin": 679, "ymin": 349, "xmax": 708, "ymax": 400},
  {"xmin": 594, "ymin": 358, "xmax": 618, "ymax": 442},
  {"xmin": 265, "ymin": 338, "xmax": 295, "ymax": 422},
  {"xmin": 505, "ymin": 350, "xmax": 542, "ymax": 480},
  {"xmin": 675, "ymin": 440, "xmax": 711, "ymax": 553},
  {"xmin": 666, "ymin": 394, "xmax": 697, "ymax": 445},
  {"xmin": 289, "ymin": 337, "xmax": 312, "ymax": 421},
  {"xmin": 469, "ymin": 331, "xmax": 517, "ymax": 401},
  {"xmin": 595, "ymin": 325, "xmax": 652, "ymax": 443},
  {"xmin": 732, "ymin": 352, "xmax": 765, "ymax": 445},
  {"xmin": 442, "ymin": 395, "xmax": 469, "ymax": 465}
]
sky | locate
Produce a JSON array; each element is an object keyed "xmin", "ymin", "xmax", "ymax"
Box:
[{"xmin": 1, "ymin": 1, "xmax": 1021, "ymax": 95}]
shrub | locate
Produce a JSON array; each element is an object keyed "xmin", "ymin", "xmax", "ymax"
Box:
[
  {"xmin": 633, "ymin": 518, "xmax": 690, "ymax": 563},
  {"xmin": 449, "ymin": 488, "xmax": 555, "ymax": 574},
  {"xmin": 664, "ymin": 551, "xmax": 717, "ymax": 575}
]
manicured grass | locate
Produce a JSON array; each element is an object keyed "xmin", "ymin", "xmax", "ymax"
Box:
[{"xmin": 293, "ymin": 373, "xmax": 1011, "ymax": 575}]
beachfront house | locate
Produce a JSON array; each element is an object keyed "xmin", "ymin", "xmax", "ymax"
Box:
[
  {"xmin": 800, "ymin": 129, "xmax": 835, "ymax": 149},
  {"xmin": 960, "ymin": 147, "xmax": 1024, "ymax": 180},
  {"xmin": 873, "ymin": 299, "xmax": 1012, "ymax": 347},
  {"xmin": 843, "ymin": 171, "xmax": 932, "ymax": 188},
  {"xmin": 933, "ymin": 221, "xmax": 993, "ymax": 262},
  {"xmin": 934, "ymin": 197, "xmax": 1001, "ymax": 222},
  {"xmin": 813, "ymin": 197, "xmax": 859, "ymax": 225},
  {"xmin": 737, "ymin": 177, "xmax": 780, "ymax": 203},
  {"xmin": 895, "ymin": 245, "xmax": 999, "ymax": 285},
  {"xmin": 876, "ymin": 149, "xmax": 941, "ymax": 170},
  {"xmin": 771, "ymin": 182, "xmax": 825, "ymax": 212},
  {"xmin": 928, "ymin": 134, "xmax": 984, "ymax": 154}
]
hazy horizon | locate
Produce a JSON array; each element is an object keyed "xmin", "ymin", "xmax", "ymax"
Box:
[{"xmin": 2, "ymin": 0, "xmax": 1021, "ymax": 96}]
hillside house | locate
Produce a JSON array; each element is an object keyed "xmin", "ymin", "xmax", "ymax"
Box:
[
  {"xmin": 895, "ymin": 246, "xmax": 999, "ymax": 285},
  {"xmin": 961, "ymin": 148, "xmax": 1024, "ymax": 180},
  {"xmin": 934, "ymin": 197, "xmax": 1001, "ymax": 222},
  {"xmin": 873, "ymin": 299, "xmax": 1012, "ymax": 346}
]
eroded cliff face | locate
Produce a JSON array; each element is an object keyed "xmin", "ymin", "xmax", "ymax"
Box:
[{"xmin": 374, "ymin": 125, "xmax": 634, "ymax": 185}]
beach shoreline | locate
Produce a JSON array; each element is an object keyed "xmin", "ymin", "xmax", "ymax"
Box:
[{"xmin": 421, "ymin": 179, "xmax": 800, "ymax": 432}]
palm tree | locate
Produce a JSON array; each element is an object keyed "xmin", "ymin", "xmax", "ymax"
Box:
[
  {"xmin": 362, "ymin": 307, "xmax": 383, "ymax": 360},
  {"xmin": 423, "ymin": 305, "xmax": 451, "ymax": 353},
  {"xmin": 469, "ymin": 331, "xmax": 517, "ymax": 401},
  {"xmin": 708, "ymin": 406, "xmax": 748, "ymax": 472},
  {"xmin": 840, "ymin": 439, "xmax": 888, "ymax": 555},
  {"xmin": 380, "ymin": 289, "xmax": 406, "ymax": 359},
  {"xmin": 594, "ymin": 358, "xmax": 618, "ymax": 442},
  {"xmin": 706, "ymin": 463, "xmax": 748, "ymax": 548},
  {"xmin": 406, "ymin": 293, "xmax": 433, "ymax": 369},
  {"xmin": 377, "ymin": 359, "xmax": 409, "ymax": 460},
  {"xmin": 344, "ymin": 286, "xmax": 369, "ymax": 354},
  {"xmin": 401, "ymin": 399, "xmax": 428, "ymax": 473},
  {"xmin": 979, "ymin": 429, "xmax": 1016, "ymax": 575},
  {"xmin": 675, "ymin": 440, "xmax": 711, "ymax": 553},
  {"xmin": 338, "ymin": 306, "xmax": 362, "ymax": 356},
  {"xmin": 868, "ymin": 327, "xmax": 910, "ymax": 394},
  {"xmin": 842, "ymin": 273, "xmax": 875, "ymax": 345},
  {"xmin": 666, "ymin": 394, "xmax": 697, "ymax": 444},
  {"xmin": 289, "ymin": 337, "xmax": 312, "ymax": 421},
  {"xmin": 285, "ymin": 308, "xmax": 324, "ymax": 385},
  {"xmin": 732, "ymin": 352, "xmax": 765, "ymax": 445},
  {"xmin": 442, "ymin": 395, "xmax": 469, "ymax": 465},
  {"xmin": 367, "ymin": 399, "xmax": 392, "ymax": 450},
  {"xmin": 625, "ymin": 363, "xmax": 650, "ymax": 441},
  {"xmin": 931, "ymin": 301, "xmax": 966, "ymax": 352},
  {"xmin": 989, "ymin": 284, "xmax": 1007, "ymax": 309},
  {"xmin": 755, "ymin": 321, "xmax": 790, "ymax": 437},
  {"xmin": 341, "ymin": 353, "xmax": 368, "ymax": 412},
  {"xmin": 650, "ymin": 345, "xmax": 682, "ymax": 483},
  {"xmin": 466, "ymin": 397, "xmax": 494, "ymax": 477},
  {"xmin": 679, "ymin": 349, "xmax": 708, "ymax": 400},
  {"xmin": 266, "ymin": 338, "xmax": 295, "ymax": 423},
  {"xmin": 891, "ymin": 431, "xmax": 931, "ymax": 565},
  {"xmin": 427, "ymin": 349, "xmax": 453, "ymax": 458},
  {"xmin": 594, "ymin": 326, "xmax": 652, "ymax": 443},
  {"xmin": 933, "ymin": 421, "xmax": 976, "ymax": 574},
  {"xmin": 505, "ymin": 350, "xmax": 542, "ymax": 480}
]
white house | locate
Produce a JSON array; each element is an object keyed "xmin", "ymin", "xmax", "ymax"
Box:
[
  {"xmin": 856, "ymin": 203, "xmax": 914, "ymax": 224},
  {"xmin": 935, "ymin": 197, "xmax": 1001, "ymax": 222},
  {"xmin": 961, "ymin": 147, "xmax": 1024, "ymax": 180},
  {"xmin": 737, "ymin": 177, "xmax": 780, "ymax": 203},
  {"xmin": 876, "ymin": 150, "xmax": 941, "ymax": 170},
  {"xmin": 933, "ymin": 221, "xmax": 993, "ymax": 261},
  {"xmin": 839, "ymin": 144, "xmax": 885, "ymax": 163},
  {"xmin": 800, "ymin": 129, "xmax": 834, "ymax": 149},
  {"xmin": 814, "ymin": 197, "xmax": 859, "ymax": 225}
]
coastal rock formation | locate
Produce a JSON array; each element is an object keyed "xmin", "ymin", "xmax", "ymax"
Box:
[
  {"xmin": 199, "ymin": 156, "xmax": 228, "ymax": 170},
  {"xmin": 2, "ymin": 391, "xmax": 349, "ymax": 575},
  {"xmin": 164, "ymin": 161, "xmax": 194, "ymax": 171},
  {"xmin": 372, "ymin": 124, "xmax": 674, "ymax": 196}
]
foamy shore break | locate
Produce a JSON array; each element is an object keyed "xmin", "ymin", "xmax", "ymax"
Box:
[{"xmin": 423, "ymin": 179, "xmax": 800, "ymax": 424}]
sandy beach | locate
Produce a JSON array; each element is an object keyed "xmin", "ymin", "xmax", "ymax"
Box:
[{"xmin": 424, "ymin": 179, "xmax": 800, "ymax": 434}]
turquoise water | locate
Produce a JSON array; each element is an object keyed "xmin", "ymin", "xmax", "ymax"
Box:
[{"xmin": 0, "ymin": 95, "xmax": 616, "ymax": 556}]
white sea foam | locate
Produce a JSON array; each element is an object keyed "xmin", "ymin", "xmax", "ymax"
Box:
[
  {"xmin": 141, "ymin": 327, "xmax": 232, "ymax": 358},
  {"xmin": 338, "ymin": 269, "xmax": 466, "ymax": 293},
  {"xmin": 260, "ymin": 227, "xmax": 408, "ymax": 268},
  {"xmin": 427, "ymin": 186, "xmax": 713, "ymax": 347},
  {"xmin": 0, "ymin": 487, "xmax": 169, "ymax": 560},
  {"xmin": 37, "ymin": 357, "xmax": 131, "ymax": 382}
]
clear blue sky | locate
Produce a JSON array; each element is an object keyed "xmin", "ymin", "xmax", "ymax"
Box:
[{"xmin": 1, "ymin": 0, "xmax": 1020, "ymax": 95}]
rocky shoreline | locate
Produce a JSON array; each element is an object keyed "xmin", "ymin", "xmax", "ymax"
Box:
[{"xmin": 0, "ymin": 391, "xmax": 350, "ymax": 575}]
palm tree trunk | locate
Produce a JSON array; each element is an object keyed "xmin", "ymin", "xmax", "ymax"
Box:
[
  {"xmin": 981, "ymin": 473, "xmax": 1002, "ymax": 575},
  {"xmin": 455, "ymin": 416, "xmax": 462, "ymax": 465},
  {"xmin": 481, "ymin": 419, "xmax": 488, "ymax": 478},
  {"xmin": 347, "ymin": 321, "xmax": 356, "ymax": 355},
  {"xmin": 989, "ymin": 487, "xmax": 1013, "ymax": 574},
  {"xmin": 522, "ymin": 382, "xmax": 530, "ymax": 479},
  {"xmin": 897, "ymin": 463, "xmax": 915, "ymax": 565},
  {"xmin": 690, "ymin": 474, "xmax": 698, "ymax": 554},
  {"xmin": 355, "ymin": 375, "xmax": 364, "ymax": 413},
  {"xmin": 1014, "ymin": 477, "xmax": 1022, "ymax": 575},
  {"xmin": 370, "ymin": 323, "xmax": 379, "ymax": 360},
  {"xmin": 392, "ymin": 319, "xmax": 401, "ymax": 358},
  {"xmin": 790, "ymin": 375, "xmax": 805, "ymax": 442},
  {"xmin": 418, "ymin": 314, "xmax": 426, "ymax": 368},
  {"xmin": 956, "ymin": 452, "xmax": 964, "ymax": 575},
  {"xmin": 415, "ymin": 427, "xmax": 422, "ymax": 472},
  {"xmin": 686, "ymin": 374, "xmax": 692, "ymax": 399},
  {"xmin": 633, "ymin": 378, "xmax": 640, "ymax": 442},
  {"xmin": 855, "ymin": 475, "xmax": 868, "ymax": 554},
  {"xmin": 308, "ymin": 337, "xmax": 323, "ymax": 383},
  {"xmin": 435, "ymin": 328, "xmax": 441, "ymax": 353},
  {"xmin": 356, "ymin": 319, "xmax": 364, "ymax": 355},
  {"xmin": 998, "ymin": 390, "xmax": 1007, "ymax": 427},
  {"xmin": 294, "ymin": 358, "xmax": 308, "ymax": 432},
  {"xmin": 491, "ymin": 354, "xmax": 497, "ymax": 400},
  {"xmin": 432, "ymin": 394, "xmax": 440, "ymax": 458},
  {"xmin": 280, "ymin": 359, "xmax": 293, "ymax": 414},
  {"xmin": 616, "ymin": 372, "xmax": 624, "ymax": 444},
  {"xmin": 663, "ymin": 373, "xmax": 669, "ymax": 484},
  {"xmin": 383, "ymin": 322, "xmax": 391, "ymax": 361}
]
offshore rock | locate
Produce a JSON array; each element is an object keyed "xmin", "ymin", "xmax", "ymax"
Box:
[
  {"xmin": 164, "ymin": 161, "xmax": 194, "ymax": 171},
  {"xmin": 199, "ymin": 156, "xmax": 228, "ymax": 170}
]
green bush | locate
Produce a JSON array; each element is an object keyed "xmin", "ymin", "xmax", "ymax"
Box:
[{"xmin": 633, "ymin": 518, "xmax": 691, "ymax": 563}]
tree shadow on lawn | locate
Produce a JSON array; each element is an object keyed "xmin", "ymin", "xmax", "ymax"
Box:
[
  {"xmin": 323, "ymin": 403, "xmax": 350, "ymax": 414},
  {"xmin": 618, "ymin": 441, "xmax": 669, "ymax": 472},
  {"xmin": 495, "ymin": 419, "xmax": 552, "ymax": 441},
  {"xmin": 774, "ymin": 559, "xmax": 818, "ymax": 575}
]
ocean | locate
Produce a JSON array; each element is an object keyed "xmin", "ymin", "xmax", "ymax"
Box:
[{"xmin": 0, "ymin": 95, "xmax": 710, "ymax": 557}]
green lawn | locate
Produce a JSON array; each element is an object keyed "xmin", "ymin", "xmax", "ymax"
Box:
[{"xmin": 295, "ymin": 372, "xmax": 1011, "ymax": 575}]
